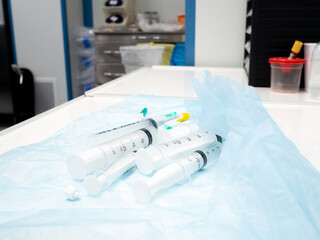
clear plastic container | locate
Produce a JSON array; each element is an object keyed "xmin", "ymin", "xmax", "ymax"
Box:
[
  {"xmin": 137, "ymin": 43, "xmax": 175, "ymax": 65},
  {"xmin": 120, "ymin": 45, "xmax": 164, "ymax": 73},
  {"xmin": 308, "ymin": 42, "xmax": 320, "ymax": 99},
  {"xmin": 123, "ymin": 64, "xmax": 143, "ymax": 73},
  {"xmin": 269, "ymin": 57, "xmax": 306, "ymax": 93}
]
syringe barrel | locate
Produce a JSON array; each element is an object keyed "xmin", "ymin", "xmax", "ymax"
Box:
[
  {"xmin": 132, "ymin": 142, "xmax": 223, "ymax": 203},
  {"xmin": 98, "ymin": 128, "xmax": 153, "ymax": 165},
  {"xmin": 135, "ymin": 131, "xmax": 222, "ymax": 174},
  {"xmin": 157, "ymin": 122, "xmax": 199, "ymax": 143},
  {"xmin": 67, "ymin": 127, "xmax": 156, "ymax": 180},
  {"xmin": 177, "ymin": 142, "xmax": 222, "ymax": 177},
  {"xmin": 98, "ymin": 153, "xmax": 136, "ymax": 184},
  {"xmin": 89, "ymin": 118, "xmax": 158, "ymax": 146}
]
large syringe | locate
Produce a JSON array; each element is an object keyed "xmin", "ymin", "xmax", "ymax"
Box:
[
  {"xmin": 135, "ymin": 131, "xmax": 222, "ymax": 175},
  {"xmin": 67, "ymin": 127, "xmax": 157, "ymax": 180},
  {"xmin": 82, "ymin": 123, "xmax": 202, "ymax": 196},
  {"xmin": 132, "ymin": 142, "xmax": 223, "ymax": 203},
  {"xmin": 85, "ymin": 112, "xmax": 189, "ymax": 146}
]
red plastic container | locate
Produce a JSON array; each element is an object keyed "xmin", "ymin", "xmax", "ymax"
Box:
[{"xmin": 268, "ymin": 57, "xmax": 306, "ymax": 93}]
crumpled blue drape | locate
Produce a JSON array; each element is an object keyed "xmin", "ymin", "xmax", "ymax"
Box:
[
  {"xmin": 188, "ymin": 71, "xmax": 320, "ymax": 239},
  {"xmin": 0, "ymin": 71, "xmax": 319, "ymax": 239}
]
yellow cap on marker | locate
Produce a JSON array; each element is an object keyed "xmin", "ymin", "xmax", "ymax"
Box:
[
  {"xmin": 177, "ymin": 112, "xmax": 190, "ymax": 122},
  {"xmin": 291, "ymin": 40, "xmax": 303, "ymax": 54}
]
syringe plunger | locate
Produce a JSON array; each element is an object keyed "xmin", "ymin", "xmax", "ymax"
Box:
[
  {"xmin": 67, "ymin": 128, "xmax": 155, "ymax": 180},
  {"xmin": 83, "ymin": 153, "xmax": 136, "ymax": 195}
]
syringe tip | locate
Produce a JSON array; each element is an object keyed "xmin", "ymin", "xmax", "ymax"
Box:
[
  {"xmin": 83, "ymin": 175, "xmax": 103, "ymax": 196},
  {"xmin": 132, "ymin": 180, "xmax": 152, "ymax": 203}
]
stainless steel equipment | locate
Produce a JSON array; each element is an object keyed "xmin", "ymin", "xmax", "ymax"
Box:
[{"xmin": 94, "ymin": 30, "xmax": 185, "ymax": 85}]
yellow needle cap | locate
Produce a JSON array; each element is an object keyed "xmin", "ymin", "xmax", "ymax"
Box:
[
  {"xmin": 177, "ymin": 112, "xmax": 190, "ymax": 122},
  {"xmin": 291, "ymin": 41, "xmax": 303, "ymax": 54}
]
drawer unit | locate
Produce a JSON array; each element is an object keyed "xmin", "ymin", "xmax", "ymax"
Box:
[
  {"xmin": 96, "ymin": 42, "xmax": 132, "ymax": 63},
  {"xmin": 96, "ymin": 63, "xmax": 125, "ymax": 84},
  {"xmin": 95, "ymin": 33, "xmax": 185, "ymax": 43},
  {"xmin": 94, "ymin": 31, "xmax": 185, "ymax": 85}
]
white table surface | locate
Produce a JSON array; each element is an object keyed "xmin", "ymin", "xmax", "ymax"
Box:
[
  {"xmin": 0, "ymin": 66, "xmax": 319, "ymax": 171},
  {"xmin": 87, "ymin": 66, "xmax": 248, "ymax": 98}
]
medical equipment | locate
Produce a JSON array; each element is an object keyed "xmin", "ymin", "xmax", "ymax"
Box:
[
  {"xmin": 83, "ymin": 152, "xmax": 136, "ymax": 196},
  {"xmin": 269, "ymin": 57, "xmax": 306, "ymax": 93},
  {"xmin": 67, "ymin": 127, "xmax": 156, "ymax": 180},
  {"xmin": 132, "ymin": 142, "xmax": 222, "ymax": 203},
  {"xmin": 139, "ymin": 107, "xmax": 148, "ymax": 118},
  {"xmin": 157, "ymin": 122, "xmax": 199, "ymax": 143},
  {"xmin": 64, "ymin": 185, "xmax": 80, "ymax": 200},
  {"xmin": 1, "ymin": 73, "xmax": 320, "ymax": 239},
  {"xmin": 84, "ymin": 112, "xmax": 189, "ymax": 147},
  {"xmin": 135, "ymin": 131, "xmax": 222, "ymax": 175},
  {"xmin": 83, "ymin": 123, "xmax": 202, "ymax": 196},
  {"xmin": 288, "ymin": 40, "xmax": 303, "ymax": 59}
]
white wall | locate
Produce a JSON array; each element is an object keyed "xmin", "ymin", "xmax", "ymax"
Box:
[
  {"xmin": 195, "ymin": 0, "xmax": 247, "ymax": 68},
  {"xmin": 92, "ymin": 1, "xmax": 103, "ymax": 29},
  {"xmin": 93, "ymin": 0, "xmax": 185, "ymax": 27},
  {"xmin": 135, "ymin": 0, "xmax": 184, "ymax": 23},
  {"xmin": 10, "ymin": 0, "xmax": 68, "ymax": 106}
]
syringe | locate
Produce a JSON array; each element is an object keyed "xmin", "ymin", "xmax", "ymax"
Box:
[
  {"xmin": 135, "ymin": 131, "xmax": 222, "ymax": 175},
  {"xmin": 83, "ymin": 152, "xmax": 136, "ymax": 196},
  {"xmin": 83, "ymin": 123, "xmax": 201, "ymax": 196},
  {"xmin": 67, "ymin": 127, "xmax": 156, "ymax": 180},
  {"xmin": 157, "ymin": 122, "xmax": 199, "ymax": 143},
  {"xmin": 132, "ymin": 142, "xmax": 222, "ymax": 203},
  {"xmin": 85, "ymin": 112, "xmax": 190, "ymax": 147}
]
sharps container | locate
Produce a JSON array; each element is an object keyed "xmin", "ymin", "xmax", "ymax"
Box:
[{"xmin": 268, "ymin": 57, "xmax": 306, "ymax": 93}]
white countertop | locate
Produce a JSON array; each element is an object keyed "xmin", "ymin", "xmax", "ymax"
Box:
[
  {"xmin": 87, "ymin": 66, "xmax": 248, "ymax": 98},
  {"xmin": 1, "ymin": 66, "xmax": 319, "ymax": 170}
]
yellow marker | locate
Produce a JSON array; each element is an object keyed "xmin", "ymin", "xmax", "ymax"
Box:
[
  {"xmin": 177, "ymin": 112, "xmax": 190, "ymax": 122},
  {"xmin": 288, "ymin": 40, "xmax": 303, "ymax": 59}
]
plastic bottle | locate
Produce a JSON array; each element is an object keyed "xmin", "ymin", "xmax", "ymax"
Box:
[{"xmin": 308, "ymin": 42, "xmax": 320, "ymax": 99}]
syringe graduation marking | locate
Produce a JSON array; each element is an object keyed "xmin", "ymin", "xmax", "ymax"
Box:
[
  {"xmin": 140, "ymin": 128, "xmax": 153, "ymax": 145},
  {"xmin": 95, "ymin": 119, "xmax": 158, "ymax": 136},
  {"xmin": 95, "ymin": 120, "xmax": 141, "ymax": 135},
  {"xmin": 195, "ymin": 150, "xmax": 208, "ymax": 168},
  {"xmin": 100, "ymin": 129, "xmax": 152, "ymax": 158}
]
